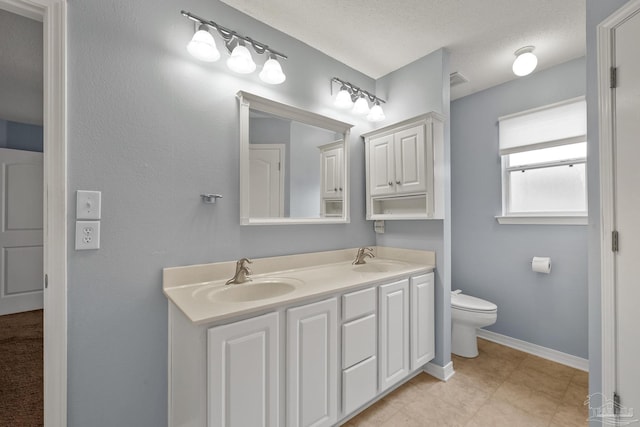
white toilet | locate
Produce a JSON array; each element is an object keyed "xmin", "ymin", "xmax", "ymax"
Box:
[{"xmin": 451, "ymin": 290, "xmax": 497, "ymax": 358}]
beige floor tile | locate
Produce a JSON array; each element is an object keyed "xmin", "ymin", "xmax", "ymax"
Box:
[
  {"xmin": 493, "ymin": 379, "xmax": 559, "ymax": 421},
  {"xmin": 408, "ymin": 372, "xmax": 440, "ymax": 392},
  {"xmin": 550, "ymin": 403, "xmax": 590, "ymax": 427},
  {"xmin": 347, "ymin": 396, "xmax": 402, "ymax": 426},
  {"xmin": 563, "ymin": 381, "xmax": 589, "ymax": 408},
  {"xmin": 379, "ymin": 411, "xmax": 424, "ymax": 427},
  {"xmin": 571, "ymin": 369, "xmax": 589, "ymax": 388},
  {"xmin": 465, "ymin": 397, "xmax": 550, "ymax": 427},
  {"xmin": 508, "ymin": 365, "xmax": 572, "ymax": 400},
  {"xmin": 477, "ymin": 338, "xmax": 528, "ymax": 365},
  {"xmin": 403, "ymin": 396, "xmax": 470, "ymax": 426},
  {"xmin": 520, "ymin": 354, "xmax": 578, "ymax": 381},
  {"xmin": 426, "ymin": 374, "xmax": 491, "ymax": 418}
]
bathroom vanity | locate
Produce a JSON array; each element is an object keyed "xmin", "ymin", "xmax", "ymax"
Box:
[{"xmin": 164, "ymin": 247, "xmax": 435, "ymax": 427}]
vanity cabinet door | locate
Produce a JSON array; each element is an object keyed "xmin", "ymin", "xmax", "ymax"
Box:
[
  {"xmin": 410, "ymin": 273, "xmax": 435, "ymax": 370},
  {"xmin": 287, "ymin": 298, "xmax": 338, "ymax": 427},
  {"xmin": 207, "ymin": 312, "xmax": 279, "ymax": 427},
  {"xmin": 394, "ymin": 125, "xmax": 427, "ymax": 195},
  {"xmin": 378, "ymin": 279, "xmax": 410, "ymax": 392},
  {"xmin": 368, "ymin": 134, "xmax": 396, "ymax": 197}
]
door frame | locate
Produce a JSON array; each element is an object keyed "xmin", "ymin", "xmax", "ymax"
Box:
[
  {"xmin": 0, "ymin": 0, "xmax": 67, "ymax": 425},
  {"xmin": 597, "ymin": 0, "xmax": 640, "ymax": 405}
]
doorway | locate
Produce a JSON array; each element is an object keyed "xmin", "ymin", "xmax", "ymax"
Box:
[
  {"xmin": 598, "ymin": 0, "xmax": 640, "ymax": 420},
  {"xmin": 0, "ymin": 1, "xmax": 67, "ymax": 426}
]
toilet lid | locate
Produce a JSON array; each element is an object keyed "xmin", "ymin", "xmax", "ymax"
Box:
[{"xmin": 451, "ymin": 293, "xmax": 497, "ymax": 312}]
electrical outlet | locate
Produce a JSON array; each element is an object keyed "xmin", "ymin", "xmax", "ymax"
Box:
[
  {"xmin": 75, "ymin": 221, "xmax": 100, "ymax": 250},
  {"xmin": 76, "ymin": 190, "xmax": 101, "ymax": 220}
]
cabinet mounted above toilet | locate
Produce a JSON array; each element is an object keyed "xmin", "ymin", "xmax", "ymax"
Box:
[{"xmin": 362, "ymin": 113, "xmax": 445, "ymax": 220}]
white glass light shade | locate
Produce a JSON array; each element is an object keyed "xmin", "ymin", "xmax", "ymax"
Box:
[
  {"xmin": 352, "ymin": 96, "xmax": 370, "ymax": 115},
  {"xmin": 367, "ymin": 103, "xmax": 385, "ymax": 122},
  {"xmin": 187, "ymin": 26, "xmax": 220, "ymax": 62},
  {"xmin": 334, "ymin": 87, "xmax": 354, "ymax": 109},
  {"xmin": 227, "ymin": 43, "xmax": 256, "ymax": 74},
  {"xmin": 512, "ymin": 50, "xmax": 538, "ymax": 76},
  {"xmin": 259, "ymin": 57, "xmax": 286, "ymax": 84}
]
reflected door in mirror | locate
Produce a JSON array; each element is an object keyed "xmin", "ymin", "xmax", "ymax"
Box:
[{"xmin": 249, "ymin": 144, "xmax": 285, "ymax": 217}]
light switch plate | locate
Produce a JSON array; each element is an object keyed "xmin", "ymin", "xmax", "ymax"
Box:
[
  {"xmin": 75, "ymin": 221, "xmax": 100, "ymax": 250},
  {"xmin": 76, "ymin": 190, "xmax": 101, "ymax": 220}
]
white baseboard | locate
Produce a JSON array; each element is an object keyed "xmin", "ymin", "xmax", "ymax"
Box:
[
  {"xmin": 424, "ymin": 361, "xmax": 455, "ymax": 381},
  {"xmin": 477, "ymin": 329, "xmax": 589, "ymax": 372}
]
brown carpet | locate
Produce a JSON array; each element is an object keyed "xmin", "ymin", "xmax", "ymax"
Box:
[{"xmin": 0, "ymin": 310, "xmax": 43, "ymax": 427}]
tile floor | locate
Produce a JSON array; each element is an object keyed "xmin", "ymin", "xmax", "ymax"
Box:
[{"xmin": 342, "ymin": 338, "xmax": 589, "ymax": 426}]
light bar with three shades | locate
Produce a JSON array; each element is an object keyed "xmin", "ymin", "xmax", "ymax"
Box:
[
  {"xmin": 182, "ymin": 10, "xmax": 287, "ymax": 85},
  {"xmin": 332, "ymin": 77, "xmax": 386, "ymax": 122}
]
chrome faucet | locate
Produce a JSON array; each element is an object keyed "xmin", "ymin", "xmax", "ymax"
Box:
[
  {"xmin": 353, "ymin": 247, "xmax": 375, "ymax": 265},
  {"xmin": 225, "ymin": 258, "xmax": 252, "ymax": 285}
]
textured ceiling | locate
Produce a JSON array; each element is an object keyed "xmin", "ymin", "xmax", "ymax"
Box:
[{"xmin": 220, "ymin": 0, "xmax": 586, "ymax": 99}]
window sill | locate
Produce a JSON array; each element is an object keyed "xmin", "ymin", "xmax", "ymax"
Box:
[{"xmin": 495, "ymin": 215, "xmax": 588, "ymax": 225}]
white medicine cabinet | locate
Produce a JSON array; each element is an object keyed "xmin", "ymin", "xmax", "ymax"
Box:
[{"xmin": 362, "ymin": 113, "xmax": 445, "ymax": 219}]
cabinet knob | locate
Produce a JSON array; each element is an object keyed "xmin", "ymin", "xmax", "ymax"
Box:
[
  {"xmin": 396, "ymin": 180, "xmax": 401, "ymax": 185},
  {"xmin": 334, "ymin": 188, "xmax": 338, "ymax": 192},
  {"xmin": 339, "ymin": 187, "xmax": 343, "ymax": 191},
  {"xmin": 388, "ymin": 181, "xmax": 393, "ymax": 186}
]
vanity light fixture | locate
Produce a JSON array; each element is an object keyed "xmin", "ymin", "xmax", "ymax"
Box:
[
  {"xmin": 512, "ymin": 46, "xmax": 538, "ymax": 77},
  {"xmin": 331, "ymin": 77, "xmax": 386, "ymax": 122},
  {"xmin": 182, "ymin": 10, "xmax": 287, "ymax": 84}
]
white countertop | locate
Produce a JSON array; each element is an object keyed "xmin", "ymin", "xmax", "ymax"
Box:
[{"xmin": 163, "ymin": 247, "xmax": 435, "ymax": 325}]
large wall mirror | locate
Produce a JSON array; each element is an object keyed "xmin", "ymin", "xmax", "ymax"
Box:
[{"xmin": 238, "ymin": 91, "xmax": 353, "ymax": 225}]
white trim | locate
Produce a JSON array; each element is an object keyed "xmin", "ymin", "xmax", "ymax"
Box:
[
  {"xmin": 496, "ymin": 215, "xmax": 588, "ymax": 225},
  {"xmin": 423, "ymin": 361, "xmax": 455, "ymax": 381},
  {"xmin": 2, "ymin": 1, "xmax": 69, "ymax": 426},
  {"xmin": 237, "ymin": 91, "xmax": 352, "ymax": 226},
  {"xmin": 477, "ymin": 329, "xmax": 589, "ymax": 372},
  {"xmin": 597, "ymin": 0, "xmax": 640, "ymax": 408}
]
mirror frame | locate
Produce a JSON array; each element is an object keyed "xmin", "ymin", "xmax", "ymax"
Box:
[{"xmin": 237, "ymin": 91, "xmax": 353, "ymax": 225}]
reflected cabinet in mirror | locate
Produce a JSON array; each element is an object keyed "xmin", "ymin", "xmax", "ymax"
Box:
[{"xmin": 238, "ymin": 91, "xmax": 353, "ymax": 225}]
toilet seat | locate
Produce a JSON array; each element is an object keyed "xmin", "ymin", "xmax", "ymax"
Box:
[{"xmin": 451, "ymin": 293, "xmax": 497, "ymax": 313}]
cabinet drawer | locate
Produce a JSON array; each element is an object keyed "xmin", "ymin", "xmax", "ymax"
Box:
[
  {"xmin": 342, "ymin": 356, "xmax": 377, "ymax": 416},
  {"xmin": 342, "ymin": 287, "xmax": 376, "ymax": 322},
  {"xmin": 342, "ymin": 314, "xmax": 376, "ymax": 368}
]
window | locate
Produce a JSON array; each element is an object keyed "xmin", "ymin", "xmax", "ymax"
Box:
[{"xmin": 497, "ymin": 97, "xmax": 587, "ymax": 225}]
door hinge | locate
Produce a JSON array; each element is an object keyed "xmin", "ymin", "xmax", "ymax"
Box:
[
  {"xmin": 611, "ymin": 67, "xmax": 618, "ymax": 89},
  {"xmin": 44, "ymin": 274, "xmax": 48, "ymax": 289},
  {"xmin": 614, "ymin": 392, "xmax": 621, "ymax": 415},
  {"xmin": 612, "ymin": 230, "xmax": 619, "ymax": 252}
]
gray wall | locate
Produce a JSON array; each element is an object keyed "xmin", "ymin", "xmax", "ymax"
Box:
[
  {"xmin": 0, "ymin": 9, "xmax": 42, "ymax": 125},
  {"xmin": 374, "ymin": 48, "xmax": 452, "ymax": 367},
  {"xmin": 586, "ymin": 0, "xmax": 631, "ymax": 421},
  {"xmin": 451, "ymin": 57, "xmax": 588, "ymax": 359},
  {"xmin": 67, "ymin": 1, "xmax": 378, "ymax": 425},
  {"xmin": 0, "ymin": 119, "xmax": 43, "ymax": 152}
]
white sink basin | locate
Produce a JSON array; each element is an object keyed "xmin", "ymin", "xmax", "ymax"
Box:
[
  {"xmin": 352, "ymin": 260, "xmax": 408, "ymax": 273},
  {"xmin": 209, "ymin": 278, "xmax": 301, "ymax": 303}
]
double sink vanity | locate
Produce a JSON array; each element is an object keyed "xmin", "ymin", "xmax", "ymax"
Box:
[{"xmin": 164, "ymin": 247, "xmax": 435, "ymax": 427}]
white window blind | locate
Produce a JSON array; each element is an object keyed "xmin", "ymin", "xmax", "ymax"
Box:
[{"xmin": 498, "ymin": 96, "xmax": 587, "ymax": 155}]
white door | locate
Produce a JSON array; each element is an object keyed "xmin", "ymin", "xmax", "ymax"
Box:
[
  {"xmin": 394, "ymin": 125, "xmax": 426, "ymax": 195},
  {"xmin": 613, "ymin": 8, "xmax": 640, "ymax": 416},
  {"xmin": 410, "ymin": 273, "xmax": 435, "ymax": 370},
  {"xmin": 368, "ymin": 135, "xmax": 396, "ymax": 196},
  {"xmin": 321, "ymin": 146, "xmax": 343, "ymax": 199},
  {"xmin": 378, "ymin": 279, "xmax": 409, "ymax": 392},
  {"xmin": 0, "ymin": 148, "xmax": 43, "ymax": 316},
  {"xmin": 249, "ymin": 144, "xmax": 284, "ymax": 217},
  {"xmin": 207, "ymin": 312, "xmax": 280, "ymax": 427},
  {"xmin": 286, "ymin": 298, "xmax": 338, "ymax": 427}
]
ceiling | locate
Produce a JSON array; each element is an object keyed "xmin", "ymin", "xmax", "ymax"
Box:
[{"xmin": 220, "ymin": 0, "xmax": 586, "ymax": 100}]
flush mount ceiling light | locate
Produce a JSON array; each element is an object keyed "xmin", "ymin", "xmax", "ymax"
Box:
[
  {"xmin": 512, "ymin": 46, "xmax": 538, "ymax": 77},
  {"xmin": 181, "ymin": 10, "xmax": 287, "ymax": 84},
  {"xmin": 331, "ymin": 77, "xmax": 386, "ymax": 122}
]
